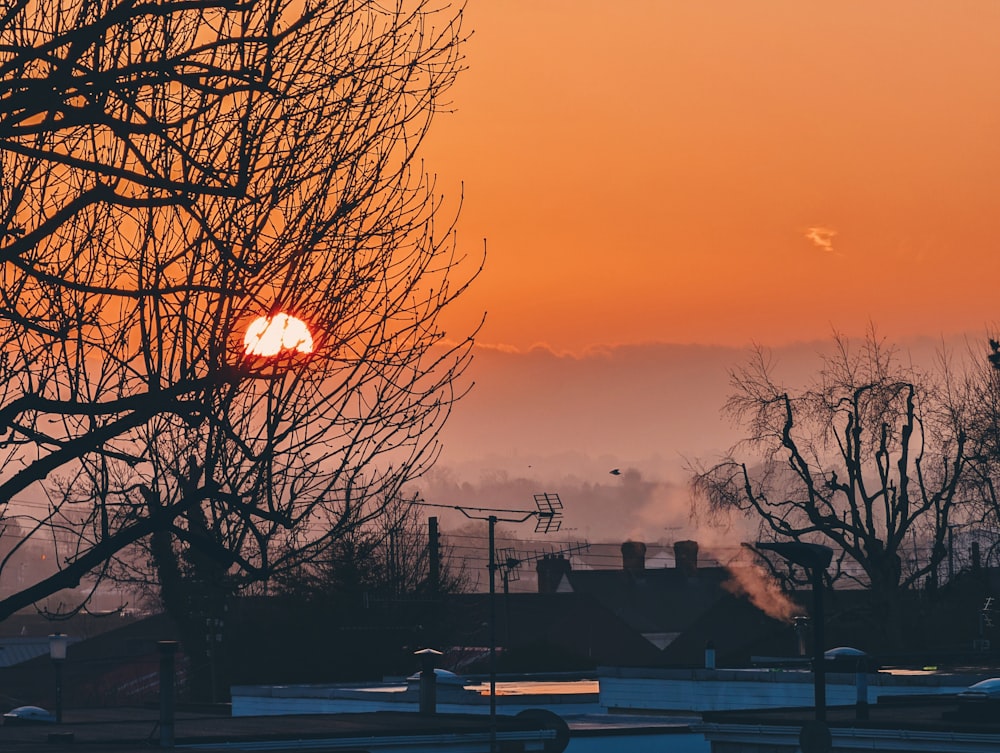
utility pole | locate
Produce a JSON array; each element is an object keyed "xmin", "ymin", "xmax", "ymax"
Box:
[
  {"xmin": 488, "ymin": 514, "xmax": 497, "ymax": 741},
  {"xmin": 428, "ymin": 516, "xmax": 440, "ymax": 596},
  {"xmin": 757, "ymin": 541, "xmax": 833, "ymax": 723}
]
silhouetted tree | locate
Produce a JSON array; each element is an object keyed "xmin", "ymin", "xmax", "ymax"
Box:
[
  {"xmin": 205, "ymin": 494, "xmax": 468, "ymax": 685},
  {"xmin": 693, "ymin": 332, "xmax": 968, "ymax": 643},
  {"xmin": 950, "ymin": 337, "xmax": 1000, "ymax": 570},
  {"xmin": 277, "ymin": 492, "xmax": 465, "ymax": 602},
  {"xmin": 0, "ymin": 0, "xmax": 477, "ymax": 624}
]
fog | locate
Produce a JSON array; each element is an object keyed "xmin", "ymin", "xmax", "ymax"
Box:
[{"xmin": 417, "ymin": 333, "xmax": 984, "ymax": 545}]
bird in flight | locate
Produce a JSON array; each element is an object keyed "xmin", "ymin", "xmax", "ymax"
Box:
[{"xmin": 609, "ymin": 468, "xmax": 621, "ymax": 476}]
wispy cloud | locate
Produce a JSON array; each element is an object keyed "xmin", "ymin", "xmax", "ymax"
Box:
[{"xmin": 804, "ymin": 226, "xmax": 838, "ymax": 254}]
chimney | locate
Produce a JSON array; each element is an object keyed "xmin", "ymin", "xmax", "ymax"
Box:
[
  {"xmin": 674, "ymin": 540, "xmax": 699, "ymax": 576},
  {"xmin": 621, "ymin": 541, "xmax": 646, "ymax": 573},
  {"xmin": 536, "ymin": 554, "xmax": 571, "ymax": 594}
]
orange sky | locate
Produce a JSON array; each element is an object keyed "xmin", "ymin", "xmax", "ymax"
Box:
[{"xmin": 426, "ymin": 1, "xmax": 1000, "ymax": 354}]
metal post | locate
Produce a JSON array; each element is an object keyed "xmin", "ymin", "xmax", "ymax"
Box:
[
  {"xmin": 856, "ymin": 656, "xmax": 869, "ymax": 720},
  {"xmin": 811, "ymin": 566, "xmax": 826, "ymax": 722},
  {"xmin": 48, "ymin": 633, "xmax": 68, "ymax": 724},
  {"xmin": 206, "ymin": 620, "xmax": 217, "ymax": 705},
  {"xmin": 54, "ymin": 659, "xmax": 63, "ymax": 723},
  {"xmin": 948, "ymin": 525, "xmax": 955, "ymax": 582},
  {"xmin": 428, "ymin": 517, "xmax": 440, "ymax": 596},
  {"xmin": 158, "ymin": 641, "xmax": 178, "ymax": 748},
  {"xmin": 488, "ymin": 515, "xmax": 497, "ymax": 753},
  {"xmin": 443, "ymin": 496, "xmax": 563, "ymax": 753},
  {"xmin": 756, "ymin": 542, "xmax": 832, "ymax": 743}
]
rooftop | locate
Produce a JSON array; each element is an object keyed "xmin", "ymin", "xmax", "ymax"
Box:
[
  {"xmin": 698, "ymin": 694, "xmax": 1000, "ymax": 752},
  {"xmin": 0, "ymin": 707, "xmax": 566, "ymax": 752}
]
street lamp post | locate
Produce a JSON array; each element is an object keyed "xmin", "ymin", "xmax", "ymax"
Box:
[
  {"xmin": 48, "ymin": 633, "xmax": 68, "ymax": 723},
  {"xmin": 756, "ymin": 541, "xmax": 833, "ymax": 722}
]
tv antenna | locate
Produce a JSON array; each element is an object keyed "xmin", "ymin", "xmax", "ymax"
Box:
[
  {"xmin": 412, "ymin": 492, "xmax": 566, "ymax": 753},
  {"xmin": 532, "ymin": 492, "xmax": 563, "ymax": 533},
  {"xmin": 495, "ymin": 541, "xmax": 590, "ymax": 595}
]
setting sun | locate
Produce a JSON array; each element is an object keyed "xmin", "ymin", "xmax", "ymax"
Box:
[{"xmin": 243, "ymin": 313, "xmax": 314, "ymax": 357}]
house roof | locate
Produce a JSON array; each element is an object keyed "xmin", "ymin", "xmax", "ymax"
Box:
[
  {"xmin": 658, "ymin": 589, "xmax": 794, "ymax": 666},
  {"xmin": 0, "ymin": 637, "xmax": 82, "ymax": 668},
  {"xmin": 433, "ymin": 563, "xmax": 795, "ymax": 669},
  {"xmin": 559, "ymin": 566, "xmax": 734, "ymax": 637},
  {"xmin": 437, "ymin": 592, "xmax": 666, "ymax": 669},
  {"xmin": 0, "ymin": 612, "xmax": 180, "ymax": 711}
]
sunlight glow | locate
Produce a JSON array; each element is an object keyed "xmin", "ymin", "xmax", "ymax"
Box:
[{"xmin": 243, "ymin": 313, "xmax": 314, "ymax": 357}]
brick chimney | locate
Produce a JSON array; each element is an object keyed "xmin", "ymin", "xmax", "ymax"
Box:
[
  {"xmin": 674, "ymin": 540, "xmax": 699, "ymax": 576},
  {"xmin": 536, "ymin": 554, "xmax": 571, "ymax": 594},
  {"xmin": 621, "ymin": 541, "xmax": 647, "ymax": 573}
]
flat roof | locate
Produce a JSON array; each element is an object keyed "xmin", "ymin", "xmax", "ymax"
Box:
[
  {"xmin": 702, "ymin": 695, "xmax": 1000, "ymax": 735},
  {"xmin": 0, "ymin": 708, "xmax": 567, "ymax": 752}
]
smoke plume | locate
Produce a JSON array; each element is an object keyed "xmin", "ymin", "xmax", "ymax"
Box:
[{"xmin": 719, "ymin": 548, "xmax": 805, "ymax": 623}]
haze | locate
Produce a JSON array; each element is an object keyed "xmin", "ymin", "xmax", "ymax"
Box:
[{"xmin": 416, "ymin": 2, "xmax": 1000, "ymax": 541}]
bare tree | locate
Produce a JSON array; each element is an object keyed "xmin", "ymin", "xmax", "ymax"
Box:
[
  {"xmin": 693, "ymin": 332, "xmax": 968, "ymax": 641},
  {"xmin": 0, "ymin": 0, "xmax": 477, "ymax": 623},
  {"xmin": 946, "ymin": 337, "xmax": 1000, "ymax": 569},
  {"xmin": 276, "ymin": 492, "xmax": 465, "ymax": 601}
]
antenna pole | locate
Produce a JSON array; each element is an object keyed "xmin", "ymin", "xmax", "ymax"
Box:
[
  {"xmin": 414, "ymin": 492, "xmax": 565, "ymax": 753},
  {"xmin": 488, "ymin": 515, "xmax": 497, "ymax": 753}
]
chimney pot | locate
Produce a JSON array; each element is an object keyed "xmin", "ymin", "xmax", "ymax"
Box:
[
  {"xmin": 536, "ymin": 554, "xmax": 571, "ymax": 594},
  {"xmin": 674, "ymin": 540, "xmax": 699, "ymax": 576},
  {"xmin": 621, "ymin": 541, "xmax": 647, "ymax": 573}
]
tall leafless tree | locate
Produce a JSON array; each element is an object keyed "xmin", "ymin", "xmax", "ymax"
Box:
[
  {"xmin": 693, "ymin": 332, "xmax": 968, "ymax": 642},
  {"xmin": 944, "ymin": 338, "xmax": 1000, "ymax": 570},
  {"xmin": 0, "ymin": 0, "xmax": 477, "ymax": 623}
]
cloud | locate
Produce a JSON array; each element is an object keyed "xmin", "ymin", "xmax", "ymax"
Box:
[
  {"xmin": 804, "ymin": 226, "xmax": 838, "ymax": 254},
  {"xmin": 432, "ymin": 341, "xmax": 746, "ymax": 474}
]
